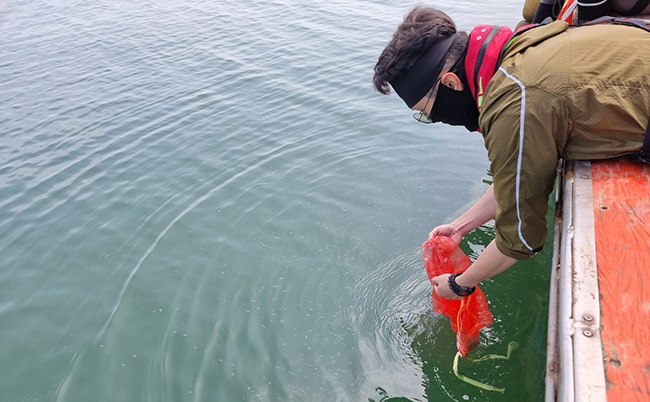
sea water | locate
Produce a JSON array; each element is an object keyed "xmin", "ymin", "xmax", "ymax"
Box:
[{"xmin": 0, "ymin": 1, "xmax": 550, "ymax": 401}]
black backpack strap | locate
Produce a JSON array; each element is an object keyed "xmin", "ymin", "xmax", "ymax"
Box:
[
  {"xmin": 577, "ymin": 15, "xmax": 650, "ymax": 32},
  {"xmin": 630, "ymin": 120, "xmax": 650, "ymax": 163},
  {"xmin": 640, "ymin": 121, "xmax": 650, "ymax": 157},
  {"xmin": 629, "ymin": 0, "xmax": 650, "ymax": 16}
]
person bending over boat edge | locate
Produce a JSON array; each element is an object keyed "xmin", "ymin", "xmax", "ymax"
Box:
[{"xmin": 372, "ymin": 6, "xmax": 650, "ymax": 300}]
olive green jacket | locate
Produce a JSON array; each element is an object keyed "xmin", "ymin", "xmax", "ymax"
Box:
[{"xmin": 479, "ymin": 20, "xmax": 650, "ymax": 260}]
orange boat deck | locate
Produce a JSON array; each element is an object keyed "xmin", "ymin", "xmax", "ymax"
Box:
[
  {"xmin": 545, "ymin": 158, "xmax": 650, "ymax": 402},
  {"xmin": 593, "ymin": 159, "xmax": 650, "ymax": 401}
]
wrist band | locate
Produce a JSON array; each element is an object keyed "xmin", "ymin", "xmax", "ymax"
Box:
[{"xmin": 448, "ymin": 273, "xmax": 476, "ymax": 297}]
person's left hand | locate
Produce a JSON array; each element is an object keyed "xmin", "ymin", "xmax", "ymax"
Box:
[{"xmin": 430, "ymin": 274, "xmax": 463, "ymax": 300}]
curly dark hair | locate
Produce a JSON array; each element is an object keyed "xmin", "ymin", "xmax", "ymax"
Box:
[{"xmin": 373, "ymin": 6, "xmax": 469, "ymax": 95}]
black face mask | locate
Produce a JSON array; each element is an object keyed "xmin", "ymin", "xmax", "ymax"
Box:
[{"xmin": 428, "ymin": 58, "xmax": 480, "ymax": 132}]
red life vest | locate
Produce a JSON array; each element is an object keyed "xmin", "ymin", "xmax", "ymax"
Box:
[{"xmin": 464, "ymin": 25, "xmax": 514, "ymax": 112}]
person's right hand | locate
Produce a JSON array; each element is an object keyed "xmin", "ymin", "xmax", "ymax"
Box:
[{"xmin": 428, "ymin": 224, "xmax": 463, "ymax": 244}]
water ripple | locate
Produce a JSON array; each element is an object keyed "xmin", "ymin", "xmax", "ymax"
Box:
[{"xmin": 1, "ymin": 1, "xmax": 539, "ymax": 401}]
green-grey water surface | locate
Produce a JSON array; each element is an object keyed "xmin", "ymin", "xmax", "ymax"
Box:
[{"xmin": 1, "ymin": 1, "xmax": 552, "ymax": 401}]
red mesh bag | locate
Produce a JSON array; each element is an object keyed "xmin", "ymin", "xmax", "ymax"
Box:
[{"xmin": 422, "ymin": 236, "xmax": 493, "ymax": 356}]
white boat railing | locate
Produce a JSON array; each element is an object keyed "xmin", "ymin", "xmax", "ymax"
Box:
[{"xmin": 546, "ymin": 161, "xmax": 607, "ymax": 402}]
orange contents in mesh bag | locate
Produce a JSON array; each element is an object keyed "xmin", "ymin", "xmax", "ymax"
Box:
[{"xmin": 422, "ymin": 236, "xmax": 493, "ymax": 356}]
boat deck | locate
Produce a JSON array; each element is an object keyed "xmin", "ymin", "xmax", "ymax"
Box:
[{"xmin": 546, "ymin": 158, "xmax": 650, "ymax": 401}]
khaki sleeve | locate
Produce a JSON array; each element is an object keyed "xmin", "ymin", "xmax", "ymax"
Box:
[{"xmin": 480, "ymin": 80, "xmax": 569, "ymax": 260}]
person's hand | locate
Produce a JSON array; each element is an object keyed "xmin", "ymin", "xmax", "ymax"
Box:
[
  {"xmin": 430, "ymin": 274, "xmax": 463, "ymax": 300},
  {"xmin": 428, "ymin": 224, "xmax": 463, "ymax": 244}
]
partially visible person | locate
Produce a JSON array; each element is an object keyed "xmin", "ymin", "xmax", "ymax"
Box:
[{"xmin": 373, "ymin": 6, "xmax": 650, "ymax": 299}]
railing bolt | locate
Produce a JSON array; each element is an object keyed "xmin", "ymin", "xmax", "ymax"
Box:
[
  {"xmin": 583, "ymin": 315, "xmax": 593, "ymax": 322},
  {"xmin": 583, "ymin": 329, "xmax": 593, "ymax": 337}
]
